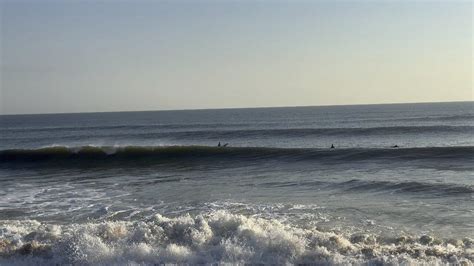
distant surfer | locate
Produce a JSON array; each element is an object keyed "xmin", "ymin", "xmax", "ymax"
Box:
[
  {"xmin": 331, "ymin": 144, "xmax": 335, "ymax": 149},
  {"xmin": 218, "ymin": 142, "xmax": 221, "ymax": 147},
  {"xmin": 392, "ymin": 145, "xmax": 399, "ymax": 148}
]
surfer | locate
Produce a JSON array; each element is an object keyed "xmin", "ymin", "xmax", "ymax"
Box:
[
  {"xmin": 218, "ymin": 142, "xmax": 221, "ymax": 147},
  {"xmin": 331, "ymin": 144, "xmax": 335, "ymax": 149},
  {"xmin": 392, "ymin": 145, "xmax": 399, "ymax": 148}
]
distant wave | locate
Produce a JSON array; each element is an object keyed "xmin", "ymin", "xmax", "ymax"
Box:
[
  {"xmin": 1, "ymin": 145, "xmax": 473, "ymax": 165},
  {"xmin": 1, "ymin": 112, "xmax": 473, "ymax": 132},
  {"xmin": 2, "ymin": 126, "xmax": 472, "ymax": 146},
  {"xmin": 168, "ymin": 125, "xmax": 474, "ymax": 139},
  {"xmin": 0, "ymin": 122, "xmax": 256, "ymax": 133},
  {"xmin": 257, "ymin": 178, "xmax": 473, "ymax": 196},
  {"xmin": 360, "ymin": 113, "xmax": 474, "ymax": 123},
  {"xmin": 1, "ymin": 125, "xmax": 472, "ymax": 138},
  {"xmin": 339, "ymin": 179, "xmax": 473, "ymax": 196},
  {"xmin": 0, "ymin": 211, "xmax": 472, "ymax": 265}
]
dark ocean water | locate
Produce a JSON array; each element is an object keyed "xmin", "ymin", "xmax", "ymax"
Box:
[{"xmin": 0, "ymin": 102, "xmax": 473, "ymax": 265}]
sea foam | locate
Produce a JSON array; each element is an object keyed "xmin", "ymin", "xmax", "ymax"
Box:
[{"xmin": 0, "ymin": 211, "xmax": 472, "ymax": 265}]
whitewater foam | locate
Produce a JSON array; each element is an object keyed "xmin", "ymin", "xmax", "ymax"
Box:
[{"xmin": 0, "ymin": 211, "xmax": 472, "ymax": 265}]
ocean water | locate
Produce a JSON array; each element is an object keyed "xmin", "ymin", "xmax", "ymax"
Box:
[{"xmin": 0, "ymin": 102, "xmax": 473, "ymax": 265}]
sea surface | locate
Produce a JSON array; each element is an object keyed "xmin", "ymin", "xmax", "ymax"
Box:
[{"xmin": 0, "ymin": 102, "xmax": 473, "ymax": 265}]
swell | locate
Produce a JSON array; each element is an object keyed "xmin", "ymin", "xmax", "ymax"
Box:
[
  {"xmin": 360, "ymin": 113, "xmax": 474, "ymax": 123},
  {"xmin": 1, "ymin": 112, "xmax": 473, "ymax": 133},
  {"xmin": 1, "ymin": 125, "xmax": 472, "ymax": 140},
  {"xmin": 161, "ymin": 125, "xmax": 474, "ymax": 139},
  {"xmin": 340, "ymin": 179, "xmax": 473, "ymax": 195},
  {"xmin": 257, "ymin": 179, "xmax": 473, "ymax": 196},
  {"xmin": 0, "ymin": 122, "xmax": 257, "ymax": 133},
  {"xmin": 1, "ymin": 145, "xmax": 473, "ymax": 164}
]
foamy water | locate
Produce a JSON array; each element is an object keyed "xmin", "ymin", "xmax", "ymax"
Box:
[{"xmin": 1, "ymin": 211, "xmax": 473, "ymax": 265}]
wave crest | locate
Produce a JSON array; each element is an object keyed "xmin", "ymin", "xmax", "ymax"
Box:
[{"xmin": 1, "ymin": 145, "xmax": 473, "ymax": 164}]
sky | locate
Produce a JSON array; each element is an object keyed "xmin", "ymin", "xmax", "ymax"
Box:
[{"xmin": 0, "ymin": 0, "xmax": 472, "ymax": 114}]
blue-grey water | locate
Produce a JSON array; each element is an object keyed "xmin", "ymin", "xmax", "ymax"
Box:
[{"xmin": 0, "ymin": 102, "xmax": 473, "ymax": 265}]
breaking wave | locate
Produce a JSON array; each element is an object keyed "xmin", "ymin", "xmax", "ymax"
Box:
[
  {"xmin": 1, "ymin": 145, "xmax": 473, "ymax": 164},
  {"xmin": 0, "ymin": 211, "xmax": 472, "ymax": 265}
]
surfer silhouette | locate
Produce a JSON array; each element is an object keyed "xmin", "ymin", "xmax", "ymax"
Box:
[
  {"xmin": 392, "ymin": 145, "xmax": 399, "ymax": 148},
  {"xmin": 218, "ymin": 142, "xmax": 221, "ymax": 147},
  {"xmin": 331, "ymin": 144, "xmax": 335, "ymax": 149}
]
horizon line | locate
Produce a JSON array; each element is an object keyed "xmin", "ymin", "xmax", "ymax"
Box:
[{"xmin": 1, "ymin": 100, "xmax": 472, "ymax": 116}]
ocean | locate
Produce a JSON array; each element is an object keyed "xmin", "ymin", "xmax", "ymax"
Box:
[{"xmin": 0, "ymin": 102, "xmax": 473, "ymax": 265}]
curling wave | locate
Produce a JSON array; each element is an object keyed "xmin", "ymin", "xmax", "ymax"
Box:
[
  {"xmin": 1, "ymin": 145, "xmax": 473, "ymax": 164},
  {"xmin": 0, "ymin": 211, "xmax": 472, "ymax": 265}
]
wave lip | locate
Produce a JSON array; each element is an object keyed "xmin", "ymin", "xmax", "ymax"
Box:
[
  {"xmin": 1, "ymin": 145, "xmax": 473, "ymax": 164},
  {"xmin": 0, "ymin": 211, "xmax": 472, "ymax": 265}
]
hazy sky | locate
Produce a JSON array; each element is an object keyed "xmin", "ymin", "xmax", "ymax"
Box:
[{"xmin": 0, "ymin": 0, "xmax": 472, "ymax": 114}]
